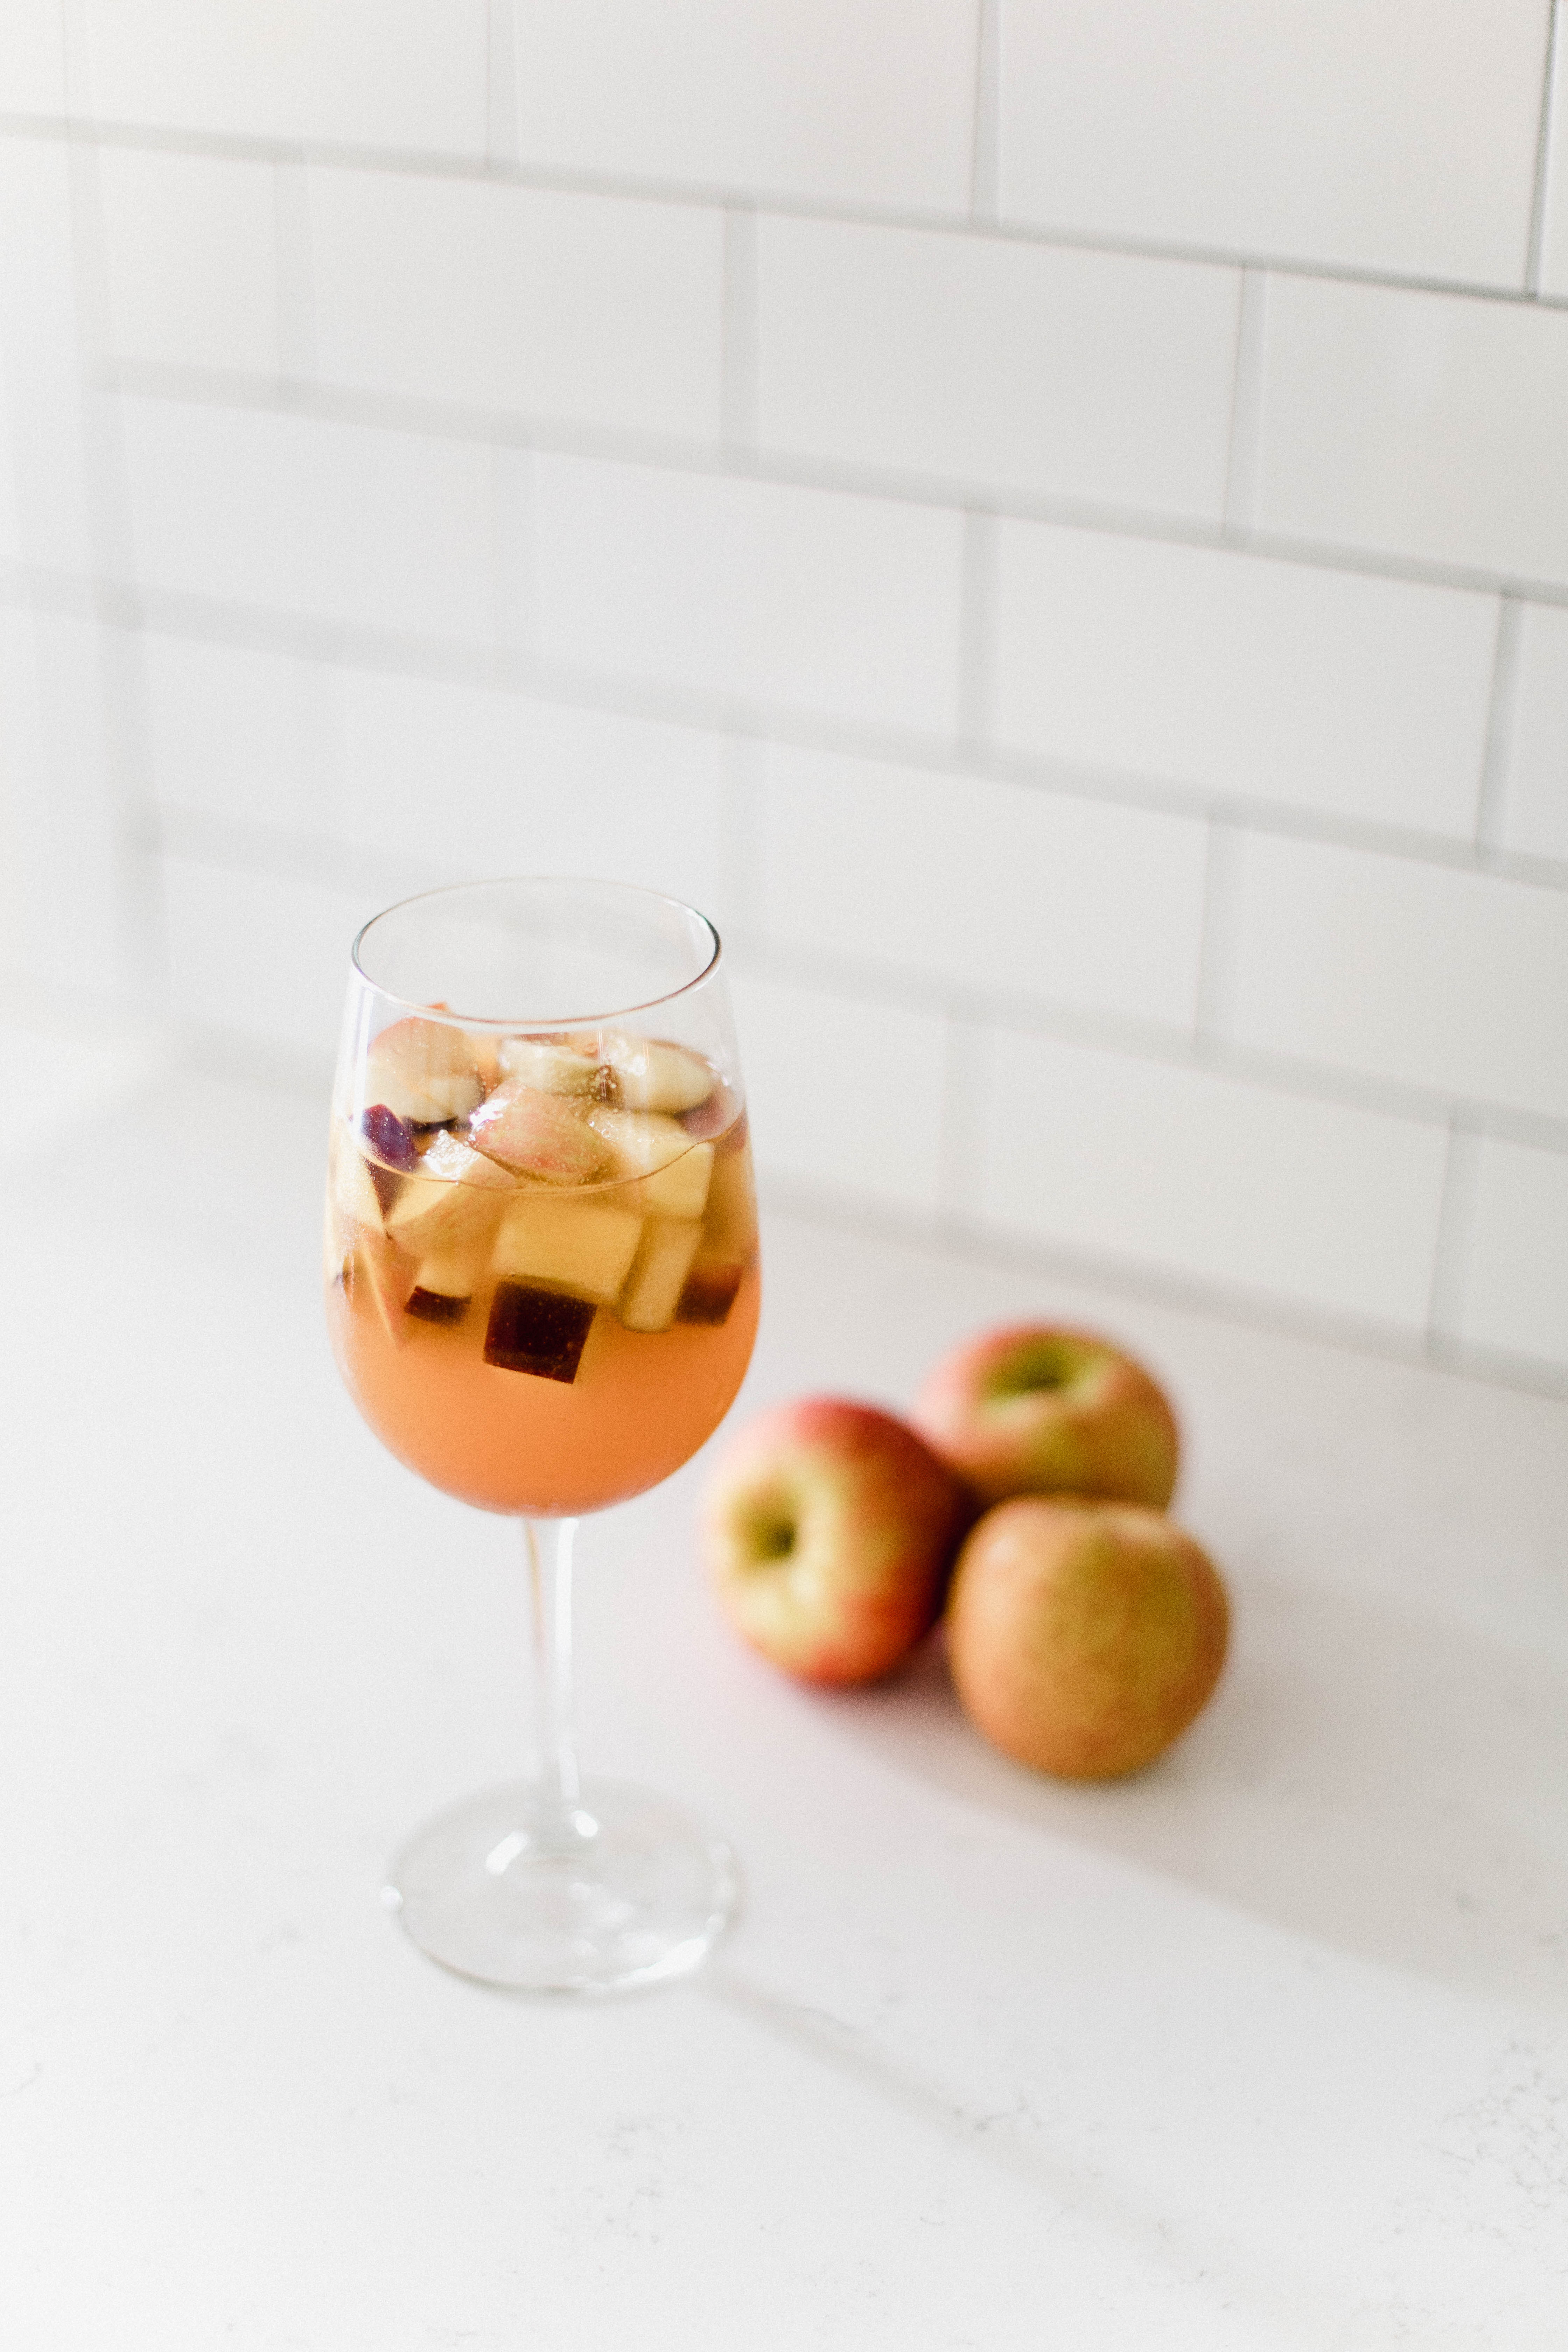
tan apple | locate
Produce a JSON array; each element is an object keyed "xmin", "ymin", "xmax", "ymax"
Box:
[
  {"xmin": 702, "ymin": 1398, "xmax": 966, "ymax": 1687},
  {"xmin": 911, "ymin": 1324, "xmax": 1178, "ymax": 1510},
  {"xmin": 946, "ymin": 1496, "xmax": 1228, "ymax": 1779}
]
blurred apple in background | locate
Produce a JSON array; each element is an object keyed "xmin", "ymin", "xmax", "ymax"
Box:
[
  {"xmin": 946, "ymin": 1495, "xmax": 1228, "ymax": 1779},
  {"xmin": 703, "ymin": 1398, "xmax": 966, "ymax": 1686},
  {"xmin": 911, "ymin": 1324, "xmax": 1179, "ymax": 1510}
]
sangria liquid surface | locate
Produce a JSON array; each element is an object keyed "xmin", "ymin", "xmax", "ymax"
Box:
[{"xmin": 325, "ymin": 1035, "xmax": 759, "ymax": 1516}]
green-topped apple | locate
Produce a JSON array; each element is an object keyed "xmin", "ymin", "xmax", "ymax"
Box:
[
  {"xmin": 911, "ymin": 1324, "xmax": 1179, "ymax": 1510},
  {"xmin": 702, "ymin": 1398, "xmax": 966, "ymax": 1686}
]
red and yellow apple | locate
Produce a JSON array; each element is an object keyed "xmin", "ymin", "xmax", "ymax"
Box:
[
  {"xmin": 702, "ymin": 1398, "xmax": 966, "ymax": 1686},
  {"xmin": 946, "ymin": 1495, "xmax": 1228, "ymax": 1779},
  {"xmin": 911, "ymin": 1324, "xmax": 1179, "ymax": 1510}
]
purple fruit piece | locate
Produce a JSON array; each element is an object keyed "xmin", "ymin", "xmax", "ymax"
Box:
[
  {"xmin": 405, "ymin": 1287, "xmax": 470, "ymax": 1328},
  {"xmin": 484, "ymin": 1283, "xmax": 594, "ymax": 1382},
  {"xmin": 676, "ymin": 1262, "xmax": 744, "ymax": 1325},
  {"xmin": 360, "ymin": 1102, "xmax": 418, "ymax": 1171}
]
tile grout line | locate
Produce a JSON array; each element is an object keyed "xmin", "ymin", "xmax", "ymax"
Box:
[
  {"xmin": 968, "ymin": 0, "xmax": 1001, "ymax": 224},
  {"xmin": 1191, "ymin": 816, "xmax": 1237, "ymax": 1042},
  {"xmin": 1474, "ymin": 595, "xmax": 1523, "ymax": 853},
  {"xmin": 1220, "ymin": 268, "xmax": 1266, "ymax": 537},
  {"xmin": 1525, "ymin": 0, "xmax": 1563, "ymax": 295},
  {"xmin": 1425, "ymin": 1115, "xmax": 1484, "ymax": 1352}
]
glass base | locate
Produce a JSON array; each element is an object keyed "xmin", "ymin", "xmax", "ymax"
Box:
[{"xmin": 385, "ymin": 1779, "xmax": 740, "ymax": 1994}]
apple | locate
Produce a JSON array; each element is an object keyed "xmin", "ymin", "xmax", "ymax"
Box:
[
  {"xmin": 911, "ymin": 1324, "xmax": 1178, "ymax": 1510},
  {"xmin": 365, "ymin": 1016, "xmax": 497, "ymax": 1125},
  {"xmin": 467, "ymin": 1080, "xmax": 612, "ymax": 1186},
  {"xmin": 946, "ymin": 1495, "xmax": 1228, "ymax": 1779},
  {"xmin": 702, "ymin": 1398, "xmax": 966, "ymax": 1687}
]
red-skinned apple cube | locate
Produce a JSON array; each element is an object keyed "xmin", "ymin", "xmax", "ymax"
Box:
[{"xmin": 702, "ymin": 1398, "xmax": 966, "ymax": 1687}]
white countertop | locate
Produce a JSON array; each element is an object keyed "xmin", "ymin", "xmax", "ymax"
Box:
[{"xmin": 4, "ymin": 1020, "xmax": 1567, "ymax": 2349}]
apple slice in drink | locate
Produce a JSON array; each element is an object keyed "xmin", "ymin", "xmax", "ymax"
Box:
[
  {"xmin": 496, "ymin": 1035, "xmax": 611, "ymax": 1097},
  {"xmin": 618, "ymin": 1219, "xmax": 703, "ymax": 1334},
  {"xmin": 484, "ymin": 1284, "xmax": 596, "ymax": 1382},
  {"xmin": 383, "ymin": 1130, "xmax": 516, "ymax": 1256},
  {"xmin": 365, "ymin": 1016, "xmax": 497, "ymax": 1125},
  {"xmin": 332, "ymin": 1128, "xmax": 393, "ymax": 1233},
  {"xmin": 605, "ymin": 1037, "xmax": 714, "ymax": 1115},
  {"xmin": 677, "ymin": 1256, "xmax": 746, "ymax": 1326},
  {"xmin": 351, "ymin": 1231, "xmax": 417, "ymax": 1342},
  {"xmin": 700, "ymin": 1147, "xmax": 757, "ymax": 1259},
  {"xmin": 468, "ymin": 1081, "xmax": 613, "ymax": 1186},
  {"xmin": 586, "ymin": 1106, "xmax": 713, "ymax": 1222},
  {"xmin": 491, "ymin": 1194, "xmax": 642, "ymax": 1307}
]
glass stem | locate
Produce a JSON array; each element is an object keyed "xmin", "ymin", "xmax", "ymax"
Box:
[{"xmin": 524, "ymin": 1516, "xmax": 581, "ymax": 1823}]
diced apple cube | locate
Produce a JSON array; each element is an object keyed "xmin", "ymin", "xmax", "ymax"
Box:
[
  {"xmin": 617, "ymin": 1218, "xmax": 703, "ymax": 1334},
  {"xmin": 586, "ymin": 1105, "xmax": 714, "ymax": 1221},
  {"xmin": 497, "ymin": 1035, "xmax": 611, "ymax": 1096},
  {"xmin": 606, "ymin": 1037, "xmax": 714, "ymax": 1115},
  {"xmin": 332, "ymin": 1129, "xmax": 392, "ymax": 1232},
  {"xmin": 352, "ymin": 1235, "xmax": 416, "ymax": 1341},
  {"xmin": 491, "ymin": 1195, "xmax": 642, "ymax": 1306},
  {"xmin": 383, "ymin": 1130, "xmax": 515, "ymax": 1255},
  {"xmin": 365, "ymin": 1016, "xmax": 497, "ymax": 1125},
  {"xmin": 468, "ymin": 1081, "xmax": 613, "ymax": 1185},
  {"xmin": 677, "ymin": 1258, "xmax": 746, "ymax": 1325},
  {"xmin": 484, "ymin": 1283, "xmax": 595, "ymax": 1382},
  {"xmin": 700, "ymin": 1147, "xmax": 757, "ymax": 1258}
]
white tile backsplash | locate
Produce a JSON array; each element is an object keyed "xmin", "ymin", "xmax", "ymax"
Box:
[
  {"xmin": 1497, "ymin": 603, "xmax": 1568, "ymax": 867},
  {"xmin": 1217, "ymin": 834, "xmax": 1568, "ymax": 1123},
  {"xmin": 992, "ymin": 522, "xmax": 1498, "ymax": 838},
  {"xmin": 337, "ymin": 668, "xmax": 731, "ymax": 915},
  {"xmin": 142, "ymin": 632, "xmax": 341, "ymax": 836},
  {"xmin": 308, "ymin": 171, "xmax": 724, "ymax": 442},
  {"xmin": 970, "ymin": 1024, "xmax": 1449, "ymax": 1331},
  {"xmin": 1534, "ymin": 24, "xmax": 1568, "ymax": 301},
  {"xmin": 529, "ymin": 454, "xmax": 966, "ymax": 733},
  {"xmin": 159, "ymin": 854, "xmax": 374, "ymax": 1055},
  {"xmin": 0, "ymin": 2, "xmax": 68, "ymax": 116},
  {"xmin": 756, "ymin": 744, "xmax": 1207, "ymax": 1031},
  {"xmin": 1254, "ymin": 275, "xmax": 1568, "ymax": 586},
  {"xmin": 80, "ymin": 0, "xmax": 489, "ymax": 157},
  {"xmin": 0, "ymin": 139, "xmax": 94, "ymax": 573},
  {"xmin": 98, "ymin": 149, "xmax": 280, "ymax": 379},
  {"xmin": 729, "ymin": 966, "xmax": 949, "ymax": 1215},
  {"xmin": 5, "ymin": 9, "xmax": 1567, "ymax": 1391},
  {"xmin": 0, "ymin": 607, "xmax": 127, "ymax": 996},
  {"xmin": 120, "ymin": 397, "xmax": 500, "ymax": 642},
  {"xmin": 999, "ymin": 0, "xmax": 1547, "ymax": 289},
  {"xmin": 756, "ymin": 217, "xmax": 1239, "ymax": 523},
  {"xmin": 1443, "ymin": 1135, "xmax": 1568, "ymax": 1372},
  {"xmin": 513, "ymin": 0, "xmax": 978, "ymax": 212}
]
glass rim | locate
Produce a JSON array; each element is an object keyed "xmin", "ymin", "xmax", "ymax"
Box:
[{"xmin": 351, "ymin": 874, "xmax": 724, "ymax": 1030}]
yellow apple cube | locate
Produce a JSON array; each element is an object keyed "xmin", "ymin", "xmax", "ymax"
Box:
[
  {"xmin": 587, "ymin": 1106, "xmax": 713, "ymax": 1221},
  {"xmin": 618, "ymin": 1219, "xmax": 704, "ymax": 1334},
  {"xmin": 491, "ymin": 1195, "xmax": 642, "ymax": 1306}
]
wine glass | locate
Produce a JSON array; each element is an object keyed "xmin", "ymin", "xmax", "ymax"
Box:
[{"xmin": 324, "ymin": 878, "xmax": 759, "ymax": 1993}]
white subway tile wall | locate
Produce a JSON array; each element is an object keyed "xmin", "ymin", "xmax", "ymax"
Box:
[
  {"xmin": 1499, "ymin": 604, "xmax": 1568, "ymax": 866},
  {"xmin": 998, "ymin": 0, "xmax": 1548, "ymax": 287},
  {"xmin": 755, "ymin": 219, "xmax": 1239, "ymax": 521},
  {"xmin": 991, "ymin": 523, "xmax": 1500, "ymax": 837},
  {"xmin": 2, "ymin": 2, "xmax": 1566, "ymax": 1385},
  {"xmin": 512, "ymin": 0, "xmax": 978, "ymax": 211}
]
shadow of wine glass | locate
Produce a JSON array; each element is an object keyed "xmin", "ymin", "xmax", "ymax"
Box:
[{"xmin": 818, "ymin": 1571, "xmax": 1568, "ymax": 2017}]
